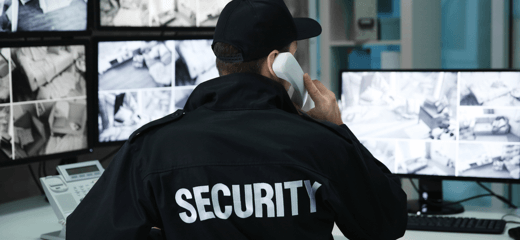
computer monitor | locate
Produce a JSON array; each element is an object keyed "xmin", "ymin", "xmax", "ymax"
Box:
[
  {"xmin": 97, "ymin": 0, "xmax": 230, "ymax": 30},
  {"xmin": 95, "ymin": 37, "xmax": 218, "ymax": 144},
  {"xmin": 0, "ymin": 0, "xmax": 90, "ymax": 36},
  {"xmin": 339, "ymin": 70, "xmax": 520, "ymax": 213},
  {"xmin": 0, "ymin": 41, "xmax": 93, "ymax": 167}
]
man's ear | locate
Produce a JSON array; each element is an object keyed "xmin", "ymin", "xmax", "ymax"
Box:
[{"xmin": 266, "ymin": 49, "xmax": 280, "ymax": 78}]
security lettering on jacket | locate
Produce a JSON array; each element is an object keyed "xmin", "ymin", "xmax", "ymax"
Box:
[{"xmin": 176, "ymin": 180, "xmax": 322, "ymax": 223}]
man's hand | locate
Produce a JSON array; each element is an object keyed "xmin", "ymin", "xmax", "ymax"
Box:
[{"xmin": 303, "ymin": 73, "xmax": 344, "ymax": 126}]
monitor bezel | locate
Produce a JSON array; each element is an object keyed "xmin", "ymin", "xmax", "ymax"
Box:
[
  {"xmin": 0, "ymin": 0, "xmax": 93, "ymax": 38},
  {"xmin": 93, "ymin": 35, "xmax": 214, "ymax": 147},
  {"xmin": 338, "ymin": 68, "xmax": 520, "ymax": 183},
  {"xmin": 0, "ymin": 40, "xmax": 94, "ymax": 169},
  {"xmin": 94, "ymin": 0, "xmax": 218, "ymax": 32}
]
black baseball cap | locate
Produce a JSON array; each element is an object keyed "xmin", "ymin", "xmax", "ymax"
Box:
[{"xmin": 213, "ymin": 0, "xmax": 322, "ymax": 63}]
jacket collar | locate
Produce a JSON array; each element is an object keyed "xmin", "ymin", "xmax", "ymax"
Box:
[{"xmin": 184, "ymin": 73, "xmax": 299, "ymax": 114}]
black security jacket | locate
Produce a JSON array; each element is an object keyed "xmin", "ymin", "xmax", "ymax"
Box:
[{"xmin": 67, "ymin": 73, "xmax": 407, "ymax": 240}]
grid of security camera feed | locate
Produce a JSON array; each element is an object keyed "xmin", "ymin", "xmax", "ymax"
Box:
[
  {"xmin": 0, "ymin": 45, "xmax": 88, "ymax": 161},
  {"xmin": 97, "ymin": 39, "xmax": 218, "ymax": 142},
  {"xmin": 100, "ymin": 0, "xmax": 230, "ymax": 27},
  {"xmin": 341, "ymin": 71, "xmax": 520, "ymax": 180},
  {"xmin": 0, "ymin": 0, "xmax": 87, "ymax": 32}
]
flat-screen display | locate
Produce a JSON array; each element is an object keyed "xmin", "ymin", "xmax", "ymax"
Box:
[
  {"xmin": 97, "ymin": 38, "xmax": 218, "ymax": 143},
  {"xmin": 66, "ymin": 165, "xmax": 99, "ymax": 175},
  {"xmin": 99, "ymin": 0, "xmax": 230, "ymax": 28},
  {"xmin": 0, "ymin": 0, "xmax": 88, "ymax": 33},
  {"xmin": 340, "ymin": 70, "xmax": 520, "ymax": 181},
  {"xmin": 0, "ymin": 44, "xmax": 90, "ymax": 163}
]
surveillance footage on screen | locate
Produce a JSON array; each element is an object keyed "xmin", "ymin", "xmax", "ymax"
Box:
[
  {"xmin": 0, "ymin": 0, "xmax": 88, "ymax": 32},
  {"xmin": 100, "ymin": 0, "xmax": 230, "ymax": 27},
  {"xmin": 11, "ymin": 45, "xmax": 87, "ymax": 102},
  {"xmin": 343, "ymin": 71, "xmax": 520, "ymax": 179},
  {"xmin": 97, "ymin": 39, "xmax": 219, "ymax": 143},
  {"xmin": 98, "ymin": 40, "xmax": 175, "ymax": 91},
  {"xmin": 174, "ymin": 87, "xmax": 194, "ymax": 110},
  {"xmin": 0, "ymin": 48, "xmax": 10, "ymax": 104},
  {"xmin": 0, "ymin": 45, "xmax": 88, "ymax": 161},
  {"xmin": 175, "ymin": 39, "xmax": 217, "ymax": 86}
]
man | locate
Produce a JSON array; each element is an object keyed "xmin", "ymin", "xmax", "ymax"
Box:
[{"xmin": 67, "ymin": 0, "xmax": 407, "ymax": 239}]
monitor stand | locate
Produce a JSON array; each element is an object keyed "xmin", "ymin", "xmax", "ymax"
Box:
[
  {"xmin": 40, "ymin": 226, "xmax": 65, "ymax": 240},
  {"xmin": 407, "ymin": 178, "xmax": 464, "ymax": 215}
]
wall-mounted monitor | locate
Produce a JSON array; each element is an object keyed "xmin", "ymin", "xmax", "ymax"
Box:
[
  {"xmin": 0, "ymin": 0, "xmax": 90, "ymax": 36},
  {"xmin": 97, "ymin": 0, "xmax": 230, "ymax": 30},
  {"xmin": 0, "ymin": 41, "xmax": 93, "ymax": 167},
  {"xmin": 339, "ymin": 70, "xmax": 520, "ymax": 182},
  {"xmin": 95, "ymin": 37, "xmax": 218, "ymax": 144}
]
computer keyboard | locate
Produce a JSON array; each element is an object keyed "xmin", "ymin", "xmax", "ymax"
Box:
[{"xmin": 407, "ymin": 214, "xmax": 506, "ymax": 234}]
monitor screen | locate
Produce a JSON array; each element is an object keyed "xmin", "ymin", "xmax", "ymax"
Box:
[
  {"xmin": 340, "ymin": 70, "xmax": 520, "ymax": 181},
  {"xmin": 97, "ymin": 38, "xmax": 218, "ymax": 143},
  {"xmin": 0, "ymin": 0, "xmax": 88, "ymax": 33},
  {"xmin": 99, "ymin": 0, "xmax": 230, "ymax": 28},
  {"xmin": 0, "ymin": 43, "xmax": 90, "ymax": 164}
]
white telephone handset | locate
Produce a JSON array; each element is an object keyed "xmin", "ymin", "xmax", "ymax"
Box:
[{"xmin": 272, "ymin": 52, "xmax": 314, "ymax": 111}]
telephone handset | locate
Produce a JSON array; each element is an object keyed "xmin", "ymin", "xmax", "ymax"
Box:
[{"xmin": 272, "ymin": 52, "xmax": 314, "ymax": 111}]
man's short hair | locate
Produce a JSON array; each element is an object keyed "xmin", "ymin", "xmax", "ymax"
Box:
[{"xmin": 213, "ymin": 42, "xmax": 290, "ymax": 76}]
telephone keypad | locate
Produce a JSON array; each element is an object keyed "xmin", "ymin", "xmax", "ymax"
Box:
[{"xmin": 72, "ymin": 180, "xmax": 97, "ymax": 200}]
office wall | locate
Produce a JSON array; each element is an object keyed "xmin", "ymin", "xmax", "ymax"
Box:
[
  {"xmin": 515, "ymin": 0, "xmax": 520, "ymax": 69},
  {"xmin": 514, "ymin": 184, "xmax": 520, "ymax": 206},
  {"xmin": 441, "ymin": 0, "xmax": 491, "ymax": 69}
]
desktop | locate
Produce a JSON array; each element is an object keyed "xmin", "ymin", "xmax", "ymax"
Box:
[
  {"xmin": 0, "ymin": 41, "xmax": 92, "ymax": 167},
  {"xmin": 339, "ymin": 70, "xmax": 520, "ymax": 216},
  {"xmin": 95, "ymin": 37, "xmax": 218, "ymax": 144},
  {"xmin": 98, "ymin": 0, "xmax": 230, "ymax": 29}
]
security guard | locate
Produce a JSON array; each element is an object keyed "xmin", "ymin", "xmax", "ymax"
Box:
[{"xmin": 67, "ymin": 0, "xmax": 407, "ymax": 239}]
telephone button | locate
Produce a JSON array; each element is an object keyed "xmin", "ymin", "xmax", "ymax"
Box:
[
  {"xmin": 71, "ymin": 175, "xmax": 78, "ymax": 179},
  {"xmin": 79, "ymin": 174, "xmax": 85, "ymax": 178}
]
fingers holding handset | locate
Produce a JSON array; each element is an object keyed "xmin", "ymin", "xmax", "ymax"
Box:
[{"xmin": 303, "ymin": 73, "xmax": 344, "ymax": 126}]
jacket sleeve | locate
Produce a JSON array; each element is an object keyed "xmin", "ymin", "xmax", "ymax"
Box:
[
  {"xmin": 66, "ymin": 142, "xmax": 162, "ymax": 240},
  {"xmin": 330, "ymin": 124, "xmax": 408, "ymax": 240},
  {"xmin": 339, "ymin": 124, "xmax": 401, "ymax": 184}
]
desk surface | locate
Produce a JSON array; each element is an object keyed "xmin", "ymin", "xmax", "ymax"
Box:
[
  {"xmin": 0, "ymin": 196, "xmax": 518, "ymax": 240},
  {"xmin": 334, "ymin": 207, "xmax": 520, "ymax": 240}
]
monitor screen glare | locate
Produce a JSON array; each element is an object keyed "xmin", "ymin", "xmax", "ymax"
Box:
[
  {"xmin": 100, "ymin": 0, "xmax": 231, "ymax": 28},
  {"xmin": 97, "ymin": 39, "xmax": 218, "ymax": 143},
  {"xmin": 0, "ymin": 0, "xmax": 88, "ymax": 33},
  {"xmin": 340, "ymin": 71, "xmax": 520, "ymax": 180},
  {"xmin": 0, "ymin": 45, "xmax": 88, "ymax": 161}
]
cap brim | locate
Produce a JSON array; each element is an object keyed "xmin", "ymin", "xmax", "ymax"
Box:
[{"xmin": 293, "ymin": 18, "xmax": 322, "ymax": 40}]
